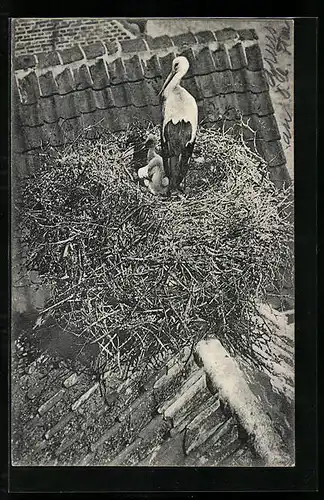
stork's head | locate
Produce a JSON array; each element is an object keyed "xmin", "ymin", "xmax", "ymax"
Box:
[
  {"xmin": 172, "ymin": 56, "xmax": 190, "ymax": 77},
  {"xmin": 159, "ymin": 56, "xmax": 190, "ymax": 97}
]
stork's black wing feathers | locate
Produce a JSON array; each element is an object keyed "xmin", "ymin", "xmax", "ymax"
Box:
[{"xmin": 161, "ymin": 120, "xmax": 195, "ymax": 190}]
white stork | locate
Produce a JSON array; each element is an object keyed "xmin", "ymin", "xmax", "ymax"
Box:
[{"xmin": 159, "ymin": 56, "xmax": 198, "ymax": 192}]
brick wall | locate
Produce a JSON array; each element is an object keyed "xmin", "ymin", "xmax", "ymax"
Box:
[{"xmin": 13, "ymin": 18, "xmax": 135, "ymax": 56}]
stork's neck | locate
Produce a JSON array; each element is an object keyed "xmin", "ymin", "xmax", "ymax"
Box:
[{"xmin": 163, "ymin": 72, "xmax": 183, "ymax": 97}]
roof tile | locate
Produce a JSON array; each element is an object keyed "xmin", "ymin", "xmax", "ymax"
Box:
[
  {"xmin": 55, "ymin": 68, "xmax": 75, "ymax": 94},
  {"xmin": 211, "ymin": 70, "xmax": 234, "ymax": 94},
  {"xmin": 19, "ymin": 103, "xmax": 42, "ymax": 127},
  {"xmin": 245, "ymin": 43, "xmax": 264, "ymax": 71},
  {"xmin": 184, "ymin": 397, "xmax": 227, "ymax": 454},
  {"xmin": 182, "ymin": 77, "xmax": 202, "ymax": 102},
  {"xmin": 143, "ymin": 55, "xmax": 162, "ymax": 79},
  {"xmin": 89, "ymin": 59, "xmax": 110, "ymax": 90},
  {"xmin": 103, "ymin": 40, "xmax": 119, "ymax": 56},
  {"xmin": 38, "ymin": 388, "xmax": 65, "ymax": 416},
  {"xmin": 92, "ymin": 88, "xmax": 114, "ymax": 110},
  {"xmin": 254, "ymin": 114, "xmax": 281, "ymax": 142},
  {"xmin": 142, "ymin": 79, "xmax": 161, "ymax": 106},
  {"xmin": 15, "ymin": 54, "xmax": 37, "ymax": 70},
  {"xmin": 236, "ymin": 91, "xmax": 274, "ymax": 116},
  {"xmin": 194, "ymin": 47, "xmax": 216, "ymax": 75},
  {"xmin": 110, "ymin": 83, "xmax": 132, "ymax": 108},
  {"xmin": 22, "ymin": 126, "xmax": 43, "ymax": 150},
  {"xmin": 212, "ymin": 45, "xmax": 231, "ymax": 71},
  {"xmin": 172, "ymin": 32, "xmax": 197, "ymax": 49},
  {"xmin": 159, "ymin": 52, "xmax": 176, "ymax": 81},
  {"xmin": 186, "ymin": 416, "xmax": 240, "ymax": 466},
  {"xmin": 73, "ymin": 64, "xmax": 93, "ymax": 91},
  {"xmin": 39, "ymin": 96, "xmax": 58, "ymax": 123},
  {"xmin": 268, "ymin": 165, "xmax": 291, "ymax": 189},
  {"xmin": 215, "ymin": 28, "xmax": 238, "ymax": 43},
  {"xmin": 39, "ymin": 71, "xmax": 59, "ymax": 97},
  {"xmin": 123, "ymin": 55, "xmax": 144, "ymax": 81},
  {"xmin": 107, "ymin": 57, "xmax": 127, "ymax": 85},
  {"xmin": 231, "ymin": 69, "xmax": 269, "ymax": 93},
  {"xmin": 37, "ymin": 51, "xmax": 61, "ymax": 69},
  {"xmin": 18, "ymin": 72, "xmax": 40, "ymax": 104},
  {"xmin": 120, "ymin": 37, "xmax": 147, "ymax": 53},
  {"xmin": 196, "ymin": 73, "xmax": 217, "ymax": 99},
  {"xmin": 195, "ymin": 30, "xmax": 216, "ymax": 44},
  {"xmin": 228, "ymin": 42, "xmax": 247, "ymax": 70},
  {"xmin": 83, "ymin": 41, "xmax": 106, "ymax": 60},
  {"xmin": 238, "ymin": 28, "xmax": 258, "ymax": 41},
  {"xmin": 258, "ymin": 138, "xmax": 286, "ymax": 166},
  {"xmin": 41, "ymin": 121, "xmax": 64, "ymax": 147},
  {"xmin": 59, "ymin": 45, "xmax": 84, "ymax": 65},
  {"xmin": 56, "ymin": 93, "xmax": 79, "ymax": 120},
  {"xmin": 146, "ymin": 35, "xmax": 174, "ymax": 51}
]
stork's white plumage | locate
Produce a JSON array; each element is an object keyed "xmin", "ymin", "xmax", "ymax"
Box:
[{"xmin": 159, "ymin": 56, "xmax": 198, "ymax": 192}]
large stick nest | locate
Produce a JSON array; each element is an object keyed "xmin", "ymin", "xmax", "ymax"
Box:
[{"xmin": 14, "ymin": 119, "xmax": 294, "ymax": 376}]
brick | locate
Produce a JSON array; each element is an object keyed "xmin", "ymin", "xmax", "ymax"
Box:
[
  {"xmin": 73, "ymin": 64, "xmax": 92, "ymax": 90},
  {"xmin": 194, "ymin": 47, "xmax": 216, "ymax": 75},
  {"xmin": 18, "ymin": 72, "xmax": 40, "ymax": 104},
  {"xmin": 89, "ymin": 59, "xmax": 110, "ymax": 90},
  {"xmin": 15, "ymin": 54, "xmax": 37, "ymax": 70},
  {"xmin": 212, "ymin": 45, "xmax": 231, "ymax": 71},
  {"xmin": 215, "ymin": 28, "xmax": 238, "ymax": 43},
  {"xmin": 36, "ymin": 51, "xmax": 61, "ymax": 69},
  {"xmin": 145, "ymin": 35, "xmax": 173, "ymax": 51},
  {"xmin": 59, "ymin": 45, "xmax": 83, "ymax": 64},
  {"xmin": 172, "ymin": 32, "xmax": 197, "ymax": 49},
  {"xmin": 120, "ymin": 37, "xmax": 147, "ymax": 53},
  {"xmin": 123, "ymin": 54, "xmax": 144, "ymax": 81},
  {"xmin": 228, "ymin": 42, "xmax": 247, "ymax": 70},
  {"xmin": 195, "ymin": 30, "xmax": 216, "ymax": 45},
  {"xmin": 107, "ymin": 57, "xmax": 127, "ymax": 85},
  {"xmin": 39, "ymin": 71, "xmax": 59, "ymax": 97},
  {"xmin": 245, "ymin": 43, "xmax": 264, "ymax": 71},
  {"xmin": 83, "ymin": 41, "xmax": 106, "ymax": 60},
  {"xmin": 238, "ymin": 28, "xmax": 258, "ymax": 41},
  {"xmin": 143, "ymin": 55, "xmax": 162, "ymax": 79},
  {"xmin": 55, "ymin": 68, "xmax": 75, "ymax": 94}
]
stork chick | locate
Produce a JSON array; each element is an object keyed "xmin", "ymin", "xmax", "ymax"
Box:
[{"xmin": 137, "ymin": 147, "xmax": 169, "ymax": 196}]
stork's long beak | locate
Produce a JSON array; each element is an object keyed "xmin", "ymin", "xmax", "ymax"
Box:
[{"xmin": 158, "ymin": 70, "xmax": 175, "ymax": 97}]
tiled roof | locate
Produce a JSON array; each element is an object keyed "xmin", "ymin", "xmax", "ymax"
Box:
[
  {"xmin": 12, "ymin": 27, "xmax": 291, "ymax": 186},
  {"xmin": 12, "ymin": 342, "xmax": 255, "ymax": 466},
  {"xmin": 12, "ymin": 305, "xmax": 294, "ymax": 467}
]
